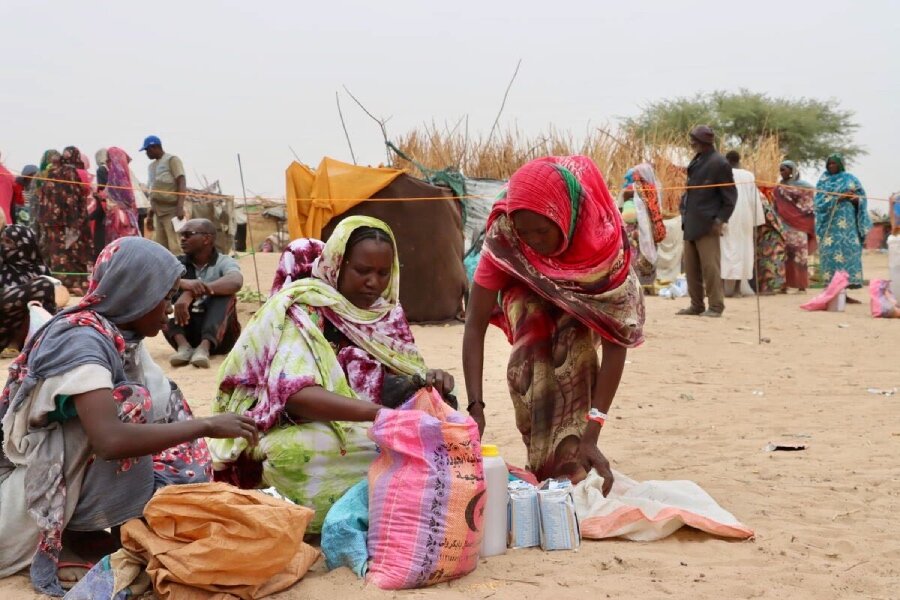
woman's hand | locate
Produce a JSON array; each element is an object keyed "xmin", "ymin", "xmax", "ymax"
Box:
[
  {"xmin": 468, "ymin": 401, "xmax": 486, "ymax": 438},
  {"xmin": 425, "ymin": 369, "xmax": 455, "ymax": 396},
  {"xmin": 576, "ymin": 439, "xmax": 614, "ymax": 496},
  {"xmin": 203, "ymin": 414, "xmax": 259, "ymax": 445}
]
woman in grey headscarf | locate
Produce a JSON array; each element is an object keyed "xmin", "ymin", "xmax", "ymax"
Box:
[{"xmin": 0, "ymin": 236, "xmax": 258, "ymax": 596}]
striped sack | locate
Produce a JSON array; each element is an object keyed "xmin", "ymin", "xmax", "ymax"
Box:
[{"xmin": 366, "ymin": 388, "xmax": 485, "ymax": 589}]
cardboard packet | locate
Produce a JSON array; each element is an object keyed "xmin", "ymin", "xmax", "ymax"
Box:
[
  {"xmin": 538, "ymin": 479, "xmax": 580, "ymax": 551},
  {"xmin": 507, "ymin": 480, "xmax": 540, "ymax": 549}
]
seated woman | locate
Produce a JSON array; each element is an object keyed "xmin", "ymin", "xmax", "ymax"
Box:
[
  {"xmin": 1, "ymin": 225, "xmax": 58, "ymax": 353},
  {"xmin": 209, "ymin": 216, "xmax": 454, "ymax": 533},
  {"xmin": 463, "ymin": 156, "xmax": 645, "ymax": 494},
  {"xmin": 0, "ymin": 237, "xmax": 257, "ymax": 597}
]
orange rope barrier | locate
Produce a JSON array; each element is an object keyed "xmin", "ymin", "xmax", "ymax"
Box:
[{"xmin": 1, "ymin": 170, "xmax": 889, "ymax": 203}]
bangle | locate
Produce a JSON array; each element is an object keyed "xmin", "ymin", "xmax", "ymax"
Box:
[
  {"xmin": 466, "ymin": 400, "xmax": 485, "ymax": 413},
  {"xmin": 586, "ymin": 408, "xmax": 607, "ymax": 426}
]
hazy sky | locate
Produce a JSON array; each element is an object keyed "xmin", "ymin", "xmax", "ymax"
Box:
[{"xmin": 2, "ymin": 0, "xmax": 897, "ymax": 208}]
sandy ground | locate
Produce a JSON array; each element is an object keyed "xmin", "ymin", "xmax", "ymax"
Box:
[{"xmin": 2, "ymin": 252, "xmax": 898, "ymax": 600}]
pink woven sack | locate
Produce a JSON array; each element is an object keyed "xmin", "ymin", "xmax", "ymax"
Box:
[
  {"xmin": 801, "ymin": 271, "xmax": 849, "ymax": 311},
  {"xmin": 869, "ymin": 279, "xmax": 900, "ymax": 318},
  {"xmin": 366, "ymin": 388, "xmax": 485, "ymax": 590}
]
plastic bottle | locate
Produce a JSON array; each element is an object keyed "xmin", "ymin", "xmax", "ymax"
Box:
[{"xmin": 479, "ymin": 444, "xmax": 509, "ymax": 557}]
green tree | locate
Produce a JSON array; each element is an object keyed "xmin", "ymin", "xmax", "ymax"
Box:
[{"xmin": 624, "ymin": 89, "xmax": 864, "ymax": 165}]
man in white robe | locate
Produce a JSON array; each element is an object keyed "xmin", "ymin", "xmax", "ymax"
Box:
[{"xmin": 721, "ymin": 151, "xmax": 765, "ymax": 297}]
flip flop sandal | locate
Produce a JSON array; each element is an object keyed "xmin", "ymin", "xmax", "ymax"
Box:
[{"xmin": 57, "ymin": 561, "xmax": 94, "ymax": 590}]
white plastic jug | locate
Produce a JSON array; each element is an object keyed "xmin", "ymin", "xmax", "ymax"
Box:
[
  {"xmin": 826, "ymin": 290, "xmax": 847, "ymax": 312},
  {"xmin": 888, "ymin": 235, "xmax": 900, "ymax": 300},
  {"xmin": 479, "ymin": 444, "xmax": 509, "ymax": 557}
]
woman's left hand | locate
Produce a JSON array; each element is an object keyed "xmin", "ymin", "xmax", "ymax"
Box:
[
  {"xmin": 425, "ymin": 369, "xmax": 455, "ymax": 396},
  {"xmin": 576, "ymin": 440, "xmax": 615, "ymax": 496}
]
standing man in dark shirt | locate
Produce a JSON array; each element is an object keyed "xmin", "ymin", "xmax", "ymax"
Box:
[{"xmin": 678, "ymin": 125, "xmax": 737, "ymax": 317}]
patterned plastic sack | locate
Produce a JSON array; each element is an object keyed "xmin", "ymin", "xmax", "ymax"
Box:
[
  {"xmin": 366, "ymin": 388, "xmax": 485, "ymax": 590},
  {"xmin": 869, "ymin": 279, "xmax": 900, "ymax": 318},
  {"xmin": 800, "ymin": 270, "xmax": 849, "ymax": 311}
]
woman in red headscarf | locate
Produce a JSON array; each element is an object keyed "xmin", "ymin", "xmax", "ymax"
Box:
[{"xmin": 463, "ymin": 156, "xmax": 644, "ymax": 493}]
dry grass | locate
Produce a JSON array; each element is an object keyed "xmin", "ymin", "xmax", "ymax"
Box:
[
  {"xmin": 727, "ymin": 135, "xmax": 785, "ymax": 190},
  {"xmin": 390, "ymin": 124, "xmax": 783, "ymax": 218}
]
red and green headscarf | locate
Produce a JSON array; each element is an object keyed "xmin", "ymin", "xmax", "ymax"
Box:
[{"xmin": 481, "ymin": 156, "xmax": 644, "ymax": 347}]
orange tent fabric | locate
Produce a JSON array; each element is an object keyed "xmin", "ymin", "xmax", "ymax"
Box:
[{"xmin": 286, "ymin": 157, "xmax": 404, "ymax": 240}]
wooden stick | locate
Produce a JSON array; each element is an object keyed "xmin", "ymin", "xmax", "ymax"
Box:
[
  {"xmin": 335, "ymin": 91, "xmax": 357, "ymax": 165},
  {"xmin": 485, "ymin": 59, "xmax": 522, "ymax": 147},
  {"xmin": 236, "ymin": 154, "xmax": 263, "ymax": 305},
  {"xmin": 342, "ymin": 84, "xmax": 392, "ymax": 165}
]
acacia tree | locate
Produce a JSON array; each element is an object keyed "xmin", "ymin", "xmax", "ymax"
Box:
[{"xmin": 624, "ymin": 90, "xmax": 864, "ymax": 165}]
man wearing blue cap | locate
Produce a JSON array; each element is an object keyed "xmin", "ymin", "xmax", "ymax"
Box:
[{"xmin": 141, "ymin": 135, "xmax": 186, "ymax": 253}]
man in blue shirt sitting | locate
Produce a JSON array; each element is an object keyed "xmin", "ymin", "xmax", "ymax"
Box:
[{"xmin": 165, "ymin": 218, "xmax": 243, "ymax": 368}]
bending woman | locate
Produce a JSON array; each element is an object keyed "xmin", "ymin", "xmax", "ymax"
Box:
[
  {"xmin": 0, "ymin": 237, "xmax": 257, "ymax": 596},
  {"xmin": 210, "ymin": 216, "xmax": 454, "ymax": 532},
  {"xmin": 463, "ymin": 156, "xmax": 645, "ymax": 494}
]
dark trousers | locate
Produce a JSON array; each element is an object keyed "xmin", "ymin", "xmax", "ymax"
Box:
[
  {"xmin": 137, "ymin": 208, "xmax": 149, "ymax": 237},
  {"xmin": 684, "ymin": 232, "xmax": 725, "ymax": 313},
  {"xmin": 164, "ymin": 295, "xmax": 241, "ymax": 354},
  {"xmin": 91, "ymin": 205, "xmax": 106, "ymax": 261}
]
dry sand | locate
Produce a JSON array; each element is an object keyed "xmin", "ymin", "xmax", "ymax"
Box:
[{"xmin": 2, "ymin": 252, "xmax": 898, "ymax": 599}]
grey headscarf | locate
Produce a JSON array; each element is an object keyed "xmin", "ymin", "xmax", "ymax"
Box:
[
  {"xmin": 4, "ymin": 237, "xmax": 184, "ymax": 414},
  {"xmin": 780, "ymin": 160, "xmax": 813, "ymax": 188},
  {"xmin": 82, "ymin": 236, "xmax": 184, "ymax": 324},
  {"xmin": 780, "ymin": 160, "xmax": 800, "ymax": 182}
]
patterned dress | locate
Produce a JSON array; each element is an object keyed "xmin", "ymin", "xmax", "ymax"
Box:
[
  {"xmin": 0, "ymin": 225, "xmax": 56, "ymax": 349},
  {"xmin": 500, "ymin": 285, "xmax": 599, "ymax": 481},
  {"xmin": 38, "ymin": 150, "xmax": 92, "ymax": 293},
  {"xmin": 104, "ymin": 147, "xmax": 141, "ymax": 243},
  {"xmin": 773, "ymin": 182, "xmax": 815, "ymax": 290},
  {"xmin": 814, "ymin": 160, "xmax": 872, "ymax": 287},
  {"xmin": 755, "ymin": 200, "xmax": 786, "ymax": 294}
]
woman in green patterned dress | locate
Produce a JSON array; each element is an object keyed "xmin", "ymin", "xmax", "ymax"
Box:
[{"xmin": 209, "ymin": 216, "xmax": 454, "ymax": 532}]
